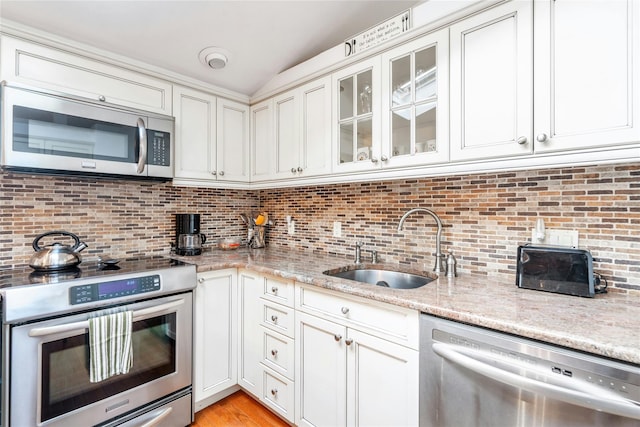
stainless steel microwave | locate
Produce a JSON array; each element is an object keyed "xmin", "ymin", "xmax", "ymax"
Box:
[{"xmin": 1, "ymin": 83, "xmax": 174, "ymax": 180}]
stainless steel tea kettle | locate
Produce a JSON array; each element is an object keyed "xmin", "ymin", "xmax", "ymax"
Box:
[{"xmin": 29, "ymin": 231, "xmax": 88, "ymax": 271}]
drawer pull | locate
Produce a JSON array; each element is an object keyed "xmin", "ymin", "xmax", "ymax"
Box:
[
  {"xmin": 341, "ymin": 307, "xmax": 350, "ymax": 315},
  {"xmin": 271, "ymin": 388, "xmax": 278, "ymax": 396},
  {"xmin": 271, "ymin": 349, "xmax": 278, "ymax": 357},
  {"xmin": 271, "ymin": 315, "xmax": 278, "ymax": 323},
  {"xmin": 271, "ymin": 286, "xmax": 278, "ymax": 294},
  {"xmin": 345, "ymin": 339, "xmax": 353, "ymax": 346},
  {"xmin": 334, "ymin": 334, "xmax": 342, "ymax": 342}
]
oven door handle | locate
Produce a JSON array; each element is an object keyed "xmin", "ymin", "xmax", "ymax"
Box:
[
  {"xmin": 432, "ymin": 342, "xmax": 640, "ymax": 420},
  {"xmin": 28, "ymin": 299, "xmax": 184, "ymax": 338}
]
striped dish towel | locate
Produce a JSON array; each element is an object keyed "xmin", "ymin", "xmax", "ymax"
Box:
[{"xmin": 88, "ymin": 311, "xmax": 133, "ymax": 383}]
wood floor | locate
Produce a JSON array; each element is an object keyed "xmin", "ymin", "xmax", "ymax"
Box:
[{"xmin": 191, "ymin": 391, "xmax": 290, "ymax": 427}]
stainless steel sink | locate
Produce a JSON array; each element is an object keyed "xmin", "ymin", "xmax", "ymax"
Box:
[{"xmin": 323, "ymin": 266, "xmax": 435, "ymax": 289}]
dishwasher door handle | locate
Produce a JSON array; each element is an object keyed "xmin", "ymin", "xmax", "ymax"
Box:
[{"xmin": 432, "ymin": 342, "xmax": 640, "ymax": 421}]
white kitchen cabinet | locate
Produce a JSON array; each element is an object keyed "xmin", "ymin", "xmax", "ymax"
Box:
[
  {"xmin": 193, "ymin": 269, "xmax": 238, "ymax": 410},
  {"xmin": 332, "ymin": 57, "xmax": 383, "ymax": 174},
  {"xmin": 380, "ymin": 28, "xmax": 450, "ymax": 169},
  {"xmin": 237, "ymin": 269, "xmax": 263, "ymax": 398},
  {"xmin": 0, "ymin": 36, "xmax": 172, "ymax": 115},
  {"xmin": 449, "ymin": 0, "xmax": 534, "ymax": 161},
  {"xmin": 252, "ymin": 76, "xmax": 332, "ymax": 181},
  {"xmin": 173, "ymin": 85, "xmax": 249, "ymax": 184},
  {"xmin": 533, "ymin": 0, "xmax": 640, "ymax": 154},
  {"xmin": 295, "ymin": 284, "xmax": 419, "ymax": 427}
]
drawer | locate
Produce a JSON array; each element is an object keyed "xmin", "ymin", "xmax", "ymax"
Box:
[
  {"xmin": 296, "ymin": 284, "xmax": 418, "ymax": 349},
  {"xmin": 261, "ymin": 367, "xmax": 294, "ymax": 423},
  {"xmin": 260, "ymin": 326, "xmax": 294, "ymax": 380},
  {"xmin": 262, "ymin": 276, "xmax": 295, "ymax": 307},
  {"xmin": 260, "ymin": 300, "xmax": 295, "ymax": 339}
]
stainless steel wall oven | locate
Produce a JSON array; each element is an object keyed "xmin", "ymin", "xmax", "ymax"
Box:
[{"xmin": 0, "ymin": 257, "xmax": 195, "ymax": 427}]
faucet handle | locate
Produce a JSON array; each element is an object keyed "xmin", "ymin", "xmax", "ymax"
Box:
[{"xmin": 355, "ymin": 241, "xmax": 363, "ymax": 247}]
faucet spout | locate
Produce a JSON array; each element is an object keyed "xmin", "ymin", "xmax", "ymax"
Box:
[{"xmin": 397, "ymin": 208, "xmax": 445, "ymax": 274}]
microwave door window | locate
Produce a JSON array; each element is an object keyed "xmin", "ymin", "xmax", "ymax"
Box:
[{"xmin": 12, "ymin": 106, "xmax": 137, "ymax": 162}]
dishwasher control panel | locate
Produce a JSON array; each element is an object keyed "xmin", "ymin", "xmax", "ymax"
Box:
[{"xmin": 70, "ymin": 274, "xmax": 161, "ymax": 304}]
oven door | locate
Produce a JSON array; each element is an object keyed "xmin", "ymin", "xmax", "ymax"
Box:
[{"xmin": 9, "ymin": 292, "xmax": 192, "ymax": 427}]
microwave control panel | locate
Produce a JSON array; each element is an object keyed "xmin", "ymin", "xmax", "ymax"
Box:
[
  {"xmin": 69, "ymin": 274, "xmax": 161, "ymax": 304},
  {"xmin": 148, "ymin": 131, "xmax": 171, "ymax": 166}
]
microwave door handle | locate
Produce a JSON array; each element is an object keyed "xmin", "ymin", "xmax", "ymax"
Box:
[
  {"xmin": 27, "ymin": 298, "xmax": 184, "ymax": 338},
  {"xmin": 432, "ymin": 342, "xmax": 640, "ymax": 420},
  {"xmin": 136, "ymin": 117, "xmax": 147, "ymax": 174}
]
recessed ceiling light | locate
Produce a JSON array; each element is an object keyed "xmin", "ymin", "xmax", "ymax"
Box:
[{"xmin": 198, "ymin": 47, "xmax": 231, "ymax": 70}]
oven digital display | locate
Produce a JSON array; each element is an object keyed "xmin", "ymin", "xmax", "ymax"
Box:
[{"xmin": 69, "ymin": 275, "xmax": 161, "ymax": 304}]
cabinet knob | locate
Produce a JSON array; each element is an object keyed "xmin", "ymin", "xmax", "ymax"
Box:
[
  {"xmin": 536, "ymin": 133, "xmax": 549, "ymax": 143},
  {"xmin": 516, "ymin": 136, "xmax": 528, "ymax": 145},
  {"xmin": 271, "ymin": 315, "xmax": 278, "ymax": 323},
  {"xmin": 341, "ymin": 307, "xmax": 350, "ymax": 315},
  {"xmin": 334, "ymin": 334, "xmax": 342, "ymax": 342},
  {"xmin": 297, "ymin": 166, "xmax": 303, "ymax": 173},
  {"xmin": 271, "ymin": 349, "xmax": 278, "ymax": 357},
  {"xmin": 271, "ymin": 388, "xmax": 278, "ymax": 396},
  {"xmin": 219, "ymin": 171, "xmax": 225, "ymax": 176},
  {"xmin": 211, "ymin": 171, "xmax": 217, "ymax": 176},
  {"xmin": 291, "ymin": 168, "xmax": 297, "ymax": 174},
  {"xmin": 98, "ymin": 95, "xmax": 106, "ymax": 102},
  {"xmin": 370, "ymin": 157, "xmax": 379, "ymax": 164},
  {"xmin": 271, "ymin": 286, "xmax": 278, "ymax": 294},
  {"xmin": 198, "ymin": 278, "xmax": 204, "ymax": 284},
  {"xmin": 345, "ymin": 339, "xmax": 353, "ymax": 346},
  {"xmin": 380, "ymin": 155, "xmax": 388, "ymax": 162}
]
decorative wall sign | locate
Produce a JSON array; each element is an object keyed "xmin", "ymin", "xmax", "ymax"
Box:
[{"xmin": 345, "ymin": 9, "xmax": 412, "ymax": 57}]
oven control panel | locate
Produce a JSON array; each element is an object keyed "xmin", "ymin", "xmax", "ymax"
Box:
[{"xmin": 69, "ymin": 275, "xmax": 161, "ymax": 305}]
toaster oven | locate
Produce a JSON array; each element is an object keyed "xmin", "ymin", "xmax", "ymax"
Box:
[{"xmin": 516, "ymin": 245, "xmax": 595, "ymax": 297}]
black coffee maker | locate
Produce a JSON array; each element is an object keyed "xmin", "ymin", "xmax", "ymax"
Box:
[{"xmin": 175, "ymin": 214, "xmax": 206, "ymax": 256}]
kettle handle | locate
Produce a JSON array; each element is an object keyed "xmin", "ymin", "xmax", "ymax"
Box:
[
  {"xmin": 32, "ymin": 231, "xmax": 81, "ymax": 252},
  {"xmin": 200, "ymin": 234, "xmax": 207, "ymax": 244}
]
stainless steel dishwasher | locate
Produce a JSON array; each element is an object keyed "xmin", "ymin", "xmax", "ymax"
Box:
[{"xmin": 420, "ymin": 315, "xmax": 640, "ymax": 426}]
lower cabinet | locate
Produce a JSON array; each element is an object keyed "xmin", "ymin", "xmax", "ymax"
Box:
[
  {"xmin": 193, "ymin": 269, "xmax": 238, "ymax": 410},
  {"xmin": 195, "ymin": 269, "xmax": 419, "ymax": 426},
  {"xmin": 295, "ymin": 284, "xmax": 419, "ymax": 427}
]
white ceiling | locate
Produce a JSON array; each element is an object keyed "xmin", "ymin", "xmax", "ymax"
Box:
[{"xmin": 0, "ymin": 1, "xmax": 420, "ymax": 97}]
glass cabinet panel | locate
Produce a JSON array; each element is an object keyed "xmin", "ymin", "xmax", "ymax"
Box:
[
  {"xmin": 389, "ymin": 44, "xmax": 438, "ymax": 158},
  {"xmin": 338, "ymin": 69, "xmax": 374, "ymax": 164}
]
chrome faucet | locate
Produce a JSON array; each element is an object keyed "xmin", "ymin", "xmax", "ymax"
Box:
[{"xmin": 397, "ymin": 208, "xmax": 446, "ymax": 275}]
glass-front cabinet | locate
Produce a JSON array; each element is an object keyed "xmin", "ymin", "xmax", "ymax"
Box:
[
  {"xmin": 333, "ymin": 57, "xmax": 381, "ymax": 173},
  {"xmin": 381, "ymin": 29, "xmax": 449, "ymax": 168}
]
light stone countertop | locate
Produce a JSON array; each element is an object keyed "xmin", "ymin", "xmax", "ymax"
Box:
[{"xmin": 173, "ymin": 246, "xmax": 640, "ymax": 365}]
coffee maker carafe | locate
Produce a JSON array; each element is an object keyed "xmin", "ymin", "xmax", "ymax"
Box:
[{"xmin": 175, "ymin": 213, "xmax": 206, "ymax": 256}]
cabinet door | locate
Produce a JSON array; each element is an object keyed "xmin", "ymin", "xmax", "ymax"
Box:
[
  {"xmin": 173, "ymin": 86, "xmax": 217, "ymax": 180},
  {"xmin": 534, "ymin": 0, "xmax": 640, "ymax": 153},
  {"xmin": 346, "ymin": 329, "xmax": 419, "ymax": 427},
  {"xmin": 217, "ymin": 98, "xmax": 250, "ymax": 182},
  {"xmin": 299, "ymin": 76, "xmax": 332, "ymax": 177},
  {"xmin": 449, "ymin": 1, "xmax": 533, "ymax": 161},
  {"xmin": 250, "ymin": 99, "xmax": 275, "ymax": 181},
  {"xmin": 273, "ymin": 89, "xmax": 301, "ymax": 179},
  {"xmin": 381, "ymin": 28, "xmax": 450, "ymax": 168},
  {"xmin": 332, "ymin": 57, "xmax": 382, "ymax": 173},
  {"xmin": 194, "ymin": 269, "xmax": 237, "ymax": 407},
  {"xmin": 296, "ymin": 312, "xmax": 347, "ymax": 427},
  {"xmin": 238, "ymin": 270, "xmax": 264, "ymax": 397}
]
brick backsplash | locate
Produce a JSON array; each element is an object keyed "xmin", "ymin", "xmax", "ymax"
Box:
[
  {"xmin": 2, "ymin": 163, "xmax": 639, "ymax": 292},
  {"xmin": 260, "ymin": 163, "xmax": 640, "ymax": 292},
  {"xmin": 0, "ymin": 172, "xmax": 258, "ymax": 267}
]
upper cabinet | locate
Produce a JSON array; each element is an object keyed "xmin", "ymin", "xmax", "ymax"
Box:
[
  {"xmin": 173, "ymin": 85, "xmax": 249, "ymax": 184},
  {"xmin": 381, "ymin": 29, "xmax": 450, "ymax": 168},
  {"xmin": 0, "ymin": 36, "xmax": 172, "ymax": 115},
  {"xmin": 533, "ymin": 0, "xmax": 640, "ymax": 153},
  {"xmin": 332, "ymin": 57, "xmax": 382, "ymax": 174},
  {"xmin": 251, "ymin": 76, "xmax": 332, "ymax": 182},
  {"xmin": 449, "ymin": 1, "xmax": 533, "ymax": 161}
]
